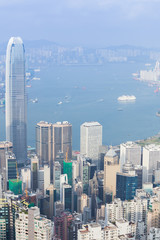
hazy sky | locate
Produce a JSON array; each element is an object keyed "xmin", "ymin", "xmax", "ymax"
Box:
[{"xmin": 1, "ymin": 0, "xmax": 160, "ymax": 47}]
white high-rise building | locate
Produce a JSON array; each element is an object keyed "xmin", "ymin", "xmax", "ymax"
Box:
[
  {"xmin": 120, "ymin": 141, "xmax": 141, "ymax": 171},
  {"xmin": 5, "ymin": 37, "xmax": 27, "ymax": 164},
  {"xmin": 53, "ymin": 161, "xmax": 61, "ymax": 197},
  {"xmin": 80, "ymin": 122, "xmax": 102, "ymax": 165},
  {"xmin": 38, "ymin": 165, "xmax": 50, "ymax": 195},
  {"xmin": 143, "ymin": 144, "xmax": 160, "ymax": 183},
  {"xmin": 15, "ymin": 206, "xmax": 53, "ymax": 240},
  {"xmin": 21, "ymin": 168, "xmax": 31, "ymax": 191}
]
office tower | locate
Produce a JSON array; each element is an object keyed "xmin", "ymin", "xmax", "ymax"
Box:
[
  {"xmin": 5, "ymin": 37, "xmax": 27, "ymax": 165},
  {"xmin": 120, "ymin": 141, "xmax": 141, "ymax": 171},
  {"xmin": 82, "ymin": 207, "xmax": 92, "ymax": 224},
  {"xmin": 143, "ymin": 144, "xmax": 160, "ymax": 183},
  {"xmin": 21, "ymin": 167, "xmax": 31, "ymax": 191},
  {"xmin": 147, "ymin": 200, "xmax": 160, "ymax": 232},
  {"xmin": 89, "ymin": 164, "xmax": 97, "ymax": 179},
  {"xmin": 122, "ymin": 162, "xmax": 143, "ymax": 189},
  {"xmin": 82, "ymin": 161, "xmax": 90, "ymax": 194},
  {"xmin": 63, "ymin": 160, "xmax": 72, "ymax": 186},
  {"xmin": 0, "ymin": 141, "xmax": 13, "ymax": 173},
  {"xmin": 134, "ymin": 165, "xmax": 143, "ymax": 189},
  {"xmin": 68, "ymin": 215, "xmax": 82, "ymax": 240},
  {"xmin": 52, "ymin": 121, "xmax": 72, "ymax": 160},
  {"xmin": 44, "ymin": 165, "xmax": 50, "ymax": 195},
  {"xmin": 60, "ymin": 174, "xmax": 68, "ymax": 202},
  {"xmin": 54, "ymin": 201, "xmax": 63, "ymax": 216},
  {"xmin": 5, "ymin": 152, "xmax": 17, "ymax": 181},
  {"xmin": 78, "ymin": 193, "xmax": 90, "ymax": 213},
  {"xmin": 54, "ymin": 211, "xmax": 73, "ymax": 240},
  {"xmin": 53, "ymin": 161, "xmax": 61, "ymax": 199},
  {"xmin": 38, "ymin": 165, "xmax": 50, "ymax": 195},
  {"xmin": 103, "ymin": 148, "xmax": 120, "ymax": 202},
  {"xmin": 98, "ymin": 145, "xmax": 108, "ymax": 170},
  {"xmin": 31, "ymin": 155, "xmax": 39, "ymax": 191},
  {"xmin": 5, "ymin": 152, "xmax": 17, "ymax": 191},
  {"xmin": 74, "ymin": 181, "xmax": 83, "ymax": 212},
  {"xmin": 36, "ymin": 121, "xmax": 52, "ymax": 167},
  {"xmin": 80, "ymin": 122, "xmax": 102, "ymax": 166},
  {"xmin": 116, "ymin": 172, "xmax": 138, "ymax": 201},
  {"xmin": 46, "ymin": 184, "xmax": 56, "ymax": 220},
  {"xmin": 62, "ymin": 183, "xmax": 72, "ymax": 212},
  {"xmin": 72, "ymin": 160, "xmax": 80, "ymax": 182}
]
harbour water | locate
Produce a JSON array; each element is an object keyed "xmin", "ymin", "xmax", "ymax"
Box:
[{"xmin": 0, "ymin": 62, "xmax": 160, "ymax": 150}]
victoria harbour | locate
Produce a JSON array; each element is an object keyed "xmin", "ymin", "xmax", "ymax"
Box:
[{"xmin": 1, "ymin": 61, "xmax": 160, "ymax": 150}]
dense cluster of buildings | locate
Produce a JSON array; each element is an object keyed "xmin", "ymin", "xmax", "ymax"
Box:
[
  {"xmin": 139, "ymin": 61, "xmax": 160, "ymax": 82},
  {"xmin": 1, "ymin": 37, "xmax": 160, "ymax": 239}
]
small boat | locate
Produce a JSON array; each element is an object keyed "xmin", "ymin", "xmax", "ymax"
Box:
[
  {"xmin": 58, "ymin": 101, "xmax": 62, "ymax": 105},
  {"xmin": 32, "ymin": 77, "xmax": 40, "ymax": 81},
  {"xmin": 156, "ymin": 111, "xmax": 160, "ymax": 117},
  {"xmin": 32, "ymin": 98, "xmax": 38, "ymax": 103},
  {"xmin": 97, "ymin": 99, "xmax": 104, "ymax": 103}
]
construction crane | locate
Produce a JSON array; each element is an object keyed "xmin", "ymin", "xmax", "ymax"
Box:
[{"xmin": 66, "ymin": 151, "xmax": 68, "ymax": 162}]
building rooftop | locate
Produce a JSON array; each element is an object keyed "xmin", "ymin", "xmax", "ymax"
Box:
[
  {"xmin": 53, "ymin": 121, "xmax": 72, "ymax": 126},
  {"xmin": 37, "ymin": 121, "xmax": 52, "ymax": 127},
  {"xmin": 81, "ymin": 121, "xmax": 102, "ymax": 127},
  {"xmin": 121, "ymin": 141, "xmax": 140, "ymax": 148},
  {"xmin": 0, "ymin": 141, "xmax": 13, "ymax": 149},
  {"xmin": 105, "ymin": 148, "xmax": 117, "ymax": 157},
  {"xmin": 144, "ymin": 144, "xmax": 160, "ymax": 151}
]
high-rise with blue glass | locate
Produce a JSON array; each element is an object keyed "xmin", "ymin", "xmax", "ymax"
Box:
[
  {"xmin": 5, "ymin": 37, "xmax": 27, "ymax": 165},
  {"xmin": 116, "ymin": 172, "xmax": 138, "ymax": 201}
]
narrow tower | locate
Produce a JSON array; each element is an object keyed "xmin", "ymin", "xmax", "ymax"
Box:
[{"xmin": 5, "ymin": 37, "xmax": 27, "ymax": 165}]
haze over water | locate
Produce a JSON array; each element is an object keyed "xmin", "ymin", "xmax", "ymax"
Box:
[{"xmin": 1, "ymin": 61, "xmax": 160, "ymax": 150}]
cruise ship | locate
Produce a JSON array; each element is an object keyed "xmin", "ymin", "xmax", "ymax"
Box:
[{"xmin": 117, "ymin": 95, "xmax": 136, "ymax": 101}]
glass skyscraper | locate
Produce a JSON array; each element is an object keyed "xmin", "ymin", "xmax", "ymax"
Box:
[{"xmin": 5, "ymin": 37, "xmax": 27, "ymax": 165}]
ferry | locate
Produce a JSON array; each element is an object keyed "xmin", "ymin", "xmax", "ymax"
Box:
[{"xmin": 118, "ymin": 95, "xmax": 136, "ymax": 101}]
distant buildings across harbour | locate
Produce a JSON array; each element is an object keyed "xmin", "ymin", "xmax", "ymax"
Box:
[{"xmin": 133, "ymin": 61, "xmax": 160, "ymax": 83}]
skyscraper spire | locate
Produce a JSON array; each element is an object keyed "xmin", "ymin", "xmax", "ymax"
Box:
[{"xmin": 5, "ymin": 37, "xmax": 27, "ymax": 165}]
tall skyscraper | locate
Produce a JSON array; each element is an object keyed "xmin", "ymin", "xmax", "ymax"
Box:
[
  {"xmin": 116, "ymin": 172, "xmax": 138, "ymax": 201},
  {"xmin": 36, "ymin": 121, "xmax": 72, "ymax": 171},
  {"xmin": 120, "ymin": 141, "xmax": 141, "ymax": 171},
  {"xmin": 142, "ymin": 144, "xmax": 160, "ymax": 183},
  {"xmin": 36, "ymin": 121, "xmax": 52, "ymax": 167},
  {"xmin": 52, "ymin": 121, "xmax": 72, "ymax": 161},
  {"xmin": 80, "ymin": 122, "xmax": 102, "ymax": 166},
  {"xmin": 103, "ymin": 148, "xmax": 120, "ymax": 202},
  {"xmin": 0, "ymin": 142, "xmax": 13, "ymax": 173},
  {"xmin": 5, "ymin": 37, "xmax": 27, "ymax": 165}
]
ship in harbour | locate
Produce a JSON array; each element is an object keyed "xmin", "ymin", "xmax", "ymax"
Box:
[{"xmin": 117, "ymin": 95, "xmax": 136, "ymax": 102}]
